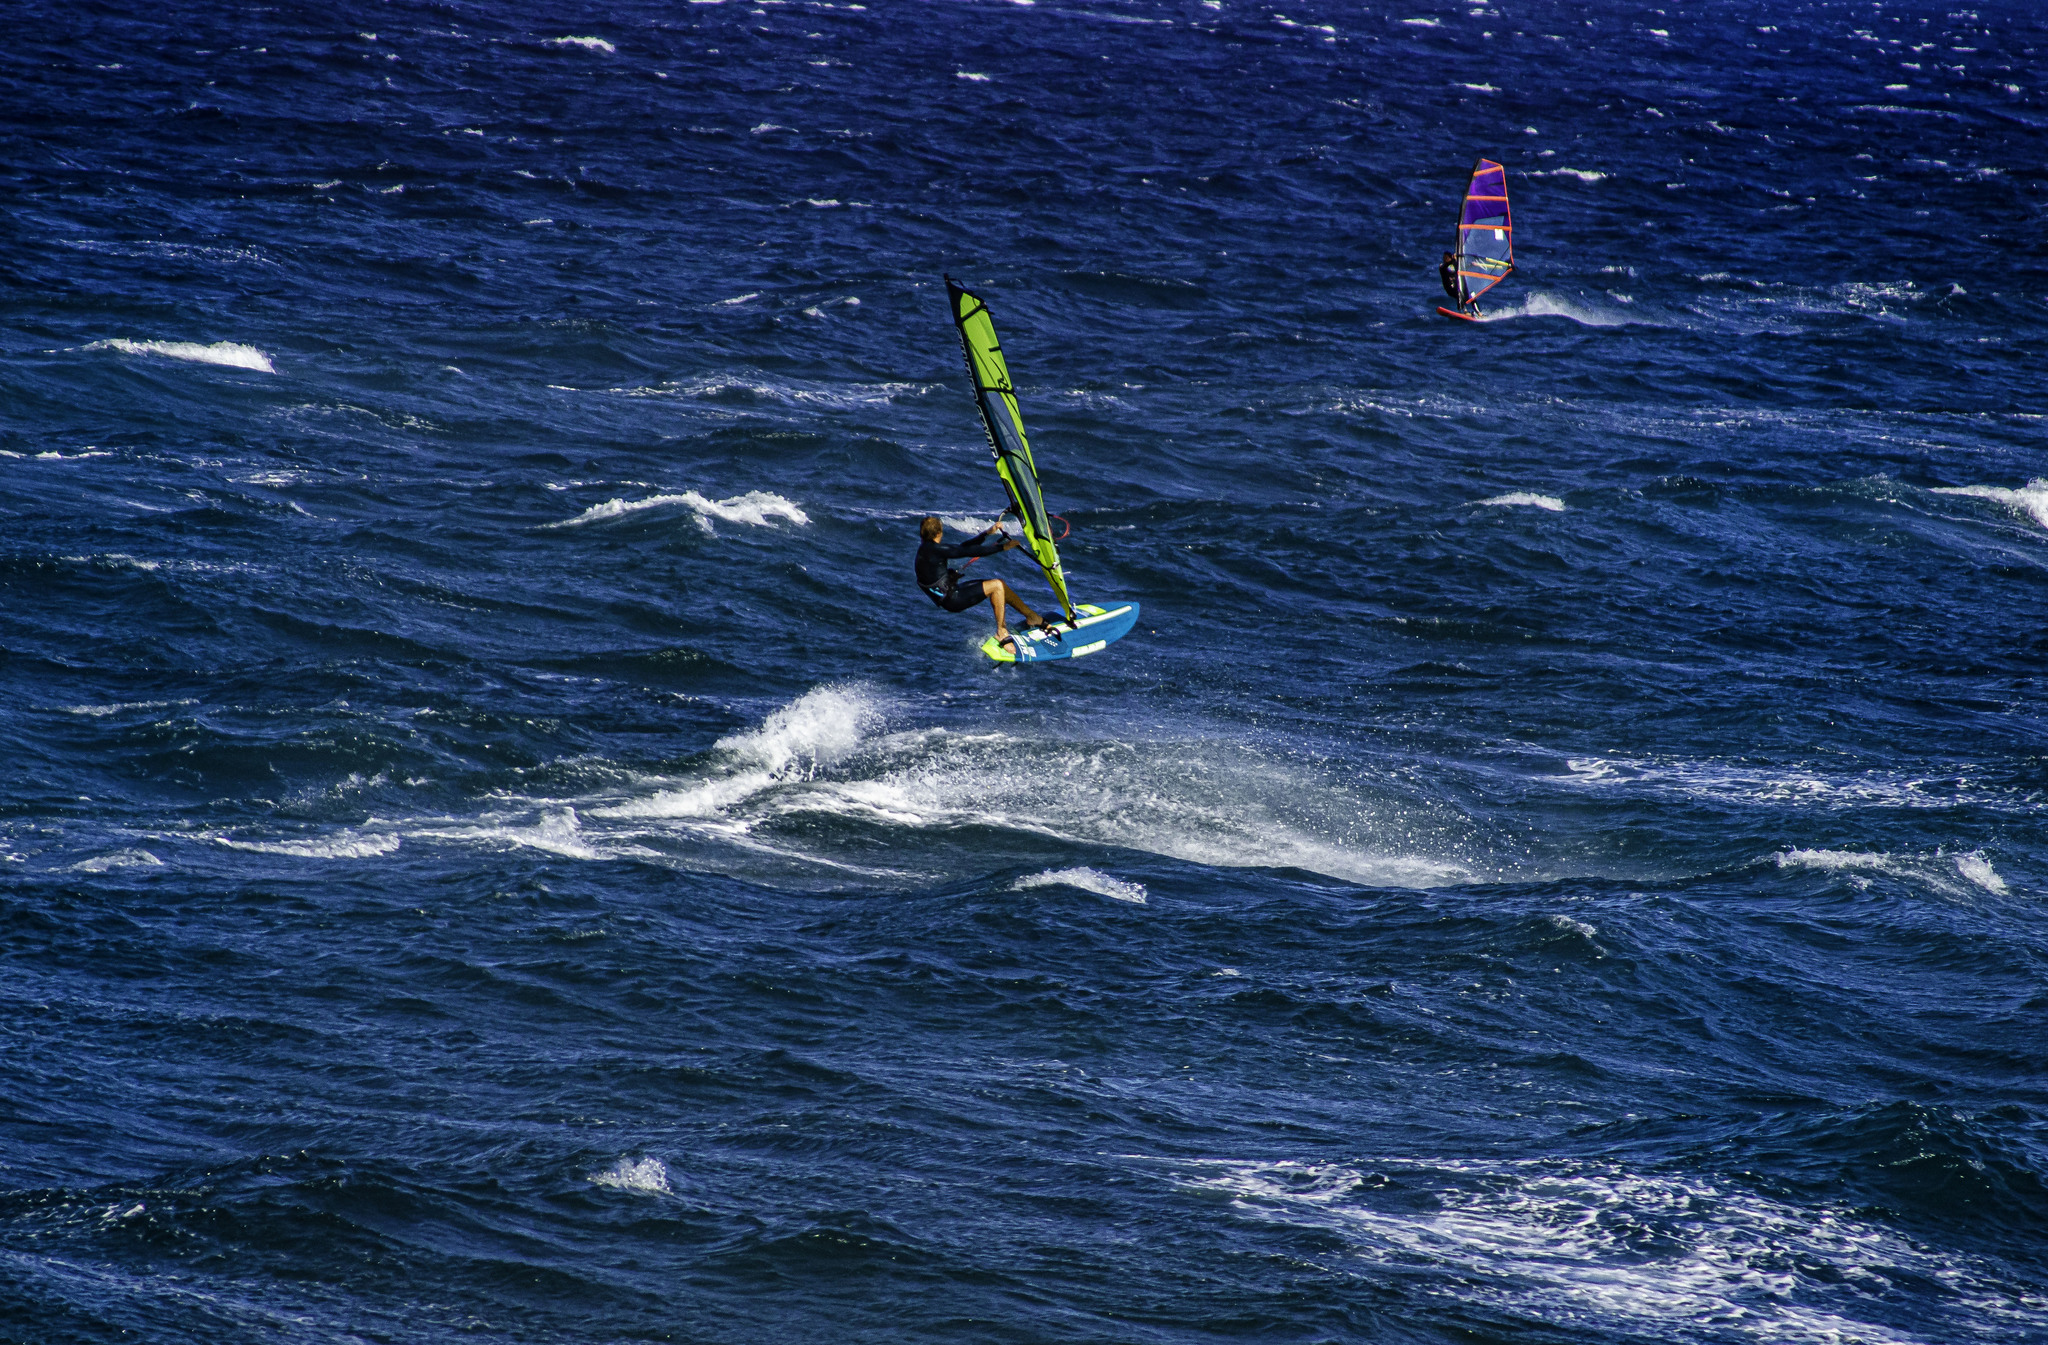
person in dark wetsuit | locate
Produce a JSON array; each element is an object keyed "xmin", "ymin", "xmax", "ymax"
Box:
[
  {"xmin": 1440, "ymin": 251, "xmax": 1463, "ymax": 306},
  {"xmin": 915, "ymin": 516, "xmax": 1061, "ymax": 652}
]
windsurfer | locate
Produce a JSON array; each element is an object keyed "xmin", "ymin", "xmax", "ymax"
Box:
[
  {"xmin": 1439, "ymin": 251, "xmax": 1461, "ymax": 305},
  {"xmin": 915, "ymin": 516, "xmax": 1061, "ymax": 652}
]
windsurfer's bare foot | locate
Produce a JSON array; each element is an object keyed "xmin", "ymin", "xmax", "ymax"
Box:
[{"xmin": 995, "ymin": 629, "xmax": 1015, "ymax": 651}]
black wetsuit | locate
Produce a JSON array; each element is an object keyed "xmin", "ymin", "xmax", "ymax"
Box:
[
  {"xmin": 916, "ymin": 532, "xmax": 1007, "ymax": 611},
  {"xmin": 1439, "ymin": 256, "xmax": 1461, "ymax": 304}
]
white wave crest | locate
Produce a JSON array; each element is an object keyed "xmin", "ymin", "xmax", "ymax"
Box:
[
  {"xmin": 546, "ymin": 36, "xmax": 616, "ymax": 53},
  {"xmin": 1933, "ymin": 479, "xmax": 2048, "ymax": 531},
  {"xmin": 590, "ymin": 1157, "xmax": 671, "ymax": 1193},
  {"xmin": 1561, "ymin": 755, "xmax": 2029, "ymax": 815},
  {"xmin": 1531, "ymin": 167, "xmax": 1607, "ymax": 182},
  {"xmin": 70, "ymin": 849, "xmax": 164, "ymax": 873},
  {"xmin": 544, "ymin": 490, "xmax": 809, "ymax": 532},
  {"xmin": 413, "ymin": 808, "xmax": 605, "ymax": 860},
  {"xmin": 87, "ymin": 339, "xmax": 275, "ymax": 372},
  {"xmin": 596, "ymin": 688, "xmax": 1475, "ymax": 889},
  {"xmin": 1775, "ymin": 847, "xmax": 2008, "ymax": 896},
  {"xmin": 618, "ymin": 372, "xmax": 926, "ymax": 411},
  {"xmin": 1475, "ymin": 492, "xmax": 1565, "ymax": 511},
  {"xmin": 1153, "ymin": 1155, "xmax": 2032, "ymax": 1343},
  {"xmin": 1015, "ymin": 867, "xmax": 1147, "ymax": 904},
  {"xmin": 214, "ymin": 833, "xmax": 402, "ymax": 859},
  {"xmin": 1480, "ymin": 293, "xmax": 1638, "ymax": 327},
  {"xmin": 612, "ymin": 685, "xmax": 883, "ymax": 819}
]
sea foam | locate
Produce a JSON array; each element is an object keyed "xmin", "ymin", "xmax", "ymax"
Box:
[
  {"xmin": 1156, "ymin": 1155, "xmax": 2028, "ymax": 1342},
  {"xmin": 1775, "ymin": 847, "xmax": 2008, "ymax": 896},
  {"xmin": 1014, "ymin": 867, "xmax": 1148, "ymax": 904},
  {"xmin": 1475, "ymin": 492, "xmax": 1566, "ymax": 511},
  {"xmin": 1482, "ymin": 293, "xmax": 1639, "ymax": 327},
  {"xmin": 1932, "ymin": 479, "xmax": 2048, "ymax": 531},
  {"xmin": 70, "ymin": 849, "xmax": 164, "ymax": 873},
  {"xmin": 608, "ymin": 684, "xmax": 882, "ymax": 820},
  {"xmin": 590, "ymin": 1157, "xmax": 671, "ymax": 1193},
  {"xmin": 598, "ymin": 687, "xmax": 1477, "ymax": 889},
  {"xmin": 87, "ymin": 339, "xmax": 275, "ymax": 372},
  {"xmin": 214, "ymin": 833, "xmax": 402, "ymax": 860},
  {"xmin": 545, "ymin": 490, "xmax": 809, "ymax": 532}
]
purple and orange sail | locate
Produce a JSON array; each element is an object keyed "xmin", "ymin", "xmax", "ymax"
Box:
[{"xmin": 1450, "ymin": 158, "xmax": 1514, "ymax": 311}]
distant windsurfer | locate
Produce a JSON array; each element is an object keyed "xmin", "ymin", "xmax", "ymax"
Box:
[{"xmin": 916, "ymin": 516, "xmax": 1061, "ymax": 653}]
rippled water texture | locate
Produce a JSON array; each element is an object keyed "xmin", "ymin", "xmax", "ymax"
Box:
[{"xmin": 3, "ymin": 1, "xmax": 2045, "ymax": 1341}]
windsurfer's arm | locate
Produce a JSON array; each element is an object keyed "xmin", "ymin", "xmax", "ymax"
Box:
[{"xmin": 930, "ymin": 535, "xmax": 1007, "ymax": 561}]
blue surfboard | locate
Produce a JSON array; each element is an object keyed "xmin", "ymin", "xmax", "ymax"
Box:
[{"xmin": 981, "ymin": 601, "xmax": 1139, "ymax": 664}]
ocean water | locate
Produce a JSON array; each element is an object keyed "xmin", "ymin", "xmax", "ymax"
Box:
[{"xmin": 3, "ymin": 0, "xmax": 2046, "ymax": 1340}]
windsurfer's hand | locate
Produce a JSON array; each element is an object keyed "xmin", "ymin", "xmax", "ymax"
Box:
[{"xmin": 1003, "ymin": 538, "xmax": 1020, "ymax": 551}]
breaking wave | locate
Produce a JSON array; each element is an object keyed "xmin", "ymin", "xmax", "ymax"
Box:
[
  {"xmin": 1154, "ymin": 1155, "xmax": 2040, "ymax": 1343},
  {"xmin": 1480, "ymin": 293, "xmax": 1641, "ymax": 327},
  {"xmin": 588, "ymin": 685, "xmax": 1480, "ymax": 889},
  {"xmin": 1014, "ymin": 867, "xmax": 1148, "ymax": 904},
  {"xmin": 1932, "ymin": 479, "xmax": 2048, "ymax": 532},
  {"xmin": 545, "ymin": 490, "xmax": 810, "ymax": 531},
  {"xmin": 86, "ymin": 339, "xmax": 276, "ymax": 372},
  {"xmin": 1775, "ymin": 847, "xmax": 2009, "ymax": 897},
  {"xmin": 1475, "ymin": 492, "xmax": 1566, "ymax": 511}
]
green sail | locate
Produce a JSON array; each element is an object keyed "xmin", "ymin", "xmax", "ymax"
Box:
[{"xmin": 946, "ymin": 279, "xmax": 1074, "ymax": 620}]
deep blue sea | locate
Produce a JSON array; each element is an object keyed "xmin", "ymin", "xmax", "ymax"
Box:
[{"xmin": 4, "ymin": 0, "xmax": 2047, "ymax": 1340}]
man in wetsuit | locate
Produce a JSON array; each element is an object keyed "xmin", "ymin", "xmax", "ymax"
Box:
[
  {"xmin": 915, "ymin": 516, "xmax": 1061, "ymax": 653},
  {"xmin": 1440, "ymin": 251, "xmax": 1462, "ymax": 306}
]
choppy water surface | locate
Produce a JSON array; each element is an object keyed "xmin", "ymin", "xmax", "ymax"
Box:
[{"xmin": 3, "ymin": 1, "xmax": 2046, "ymax": 1340}]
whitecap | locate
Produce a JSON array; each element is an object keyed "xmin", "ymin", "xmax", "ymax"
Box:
[
  {"xmin": 1480, "ymin": 292, "xmax": 1638, "ymax": 327},
  {"xmin": 1474, "ymin": 492, "xmax": 1565, "ymax": 511},
  {"xmin": 213, "ymin": 833, "xmax": 402, "ymax": 859},
  {"xmin": 87, "ymin": 339, "xmax": 275, "ymax": 373},
  {"xmin": 1775, "ymin": 847, "xmax": 2009, "ymax": 897},
  {"xmin": 410, "ymin": 808, "xmax": 605, "ymax": 860},
  {"xmin": 596, "ymin": 690, "xmax": 1477, "ymax": 889},
  {"xmin": 65, "ymin": 699, "xmax": 191, "ymax": 717},
  {"xmin": 70, "ymin": 848, "xmax": 164, "ymax": 873},
  {"xmin": 545, "ymin": 36, "xmax": 616, "ymax": 53},
  {"xmin": 608, "ymin": 685, "xmax": 882, "ymax": 820},
  {"xmin": 1014, "ymin": 867, "xmax": 1147, "ymax": 904},
  {"xmin": 1531, "ymin": 167, "xmax": 1606, "ymax": 182},
  {"xmin": 1151, "ymin": 1155, "xmax": 2032, "ymax": 1342},
  {"xmin": 543, "ymin": 490, "xmax": 809, "ymax": 532},
  {"xmin": 590, "ymin": 1157, "xmax": 671, "ymax": 1193},
  {"xmin": 1562, "ymin": 755, "xmax": 2021, "ymax": 815},
  {"xmin": 612, "ymin": 372, "xmax": 925, "ymax": 411},
  {"xmin": 956, "ymin": 71, "xmax": 991, "ymax": 81},
  {"xmin": 1932, "ymin": 479, "xmax": 2048, "ymax": 531}
]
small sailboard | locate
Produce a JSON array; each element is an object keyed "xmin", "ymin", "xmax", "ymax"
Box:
[
  {"xmin": 1438, "ymin": 157, "xmax": 1514, "ymax": 319},
  {"xmin": 982, "ymin": 602, "xmax": 1140, "ymax": 664}
]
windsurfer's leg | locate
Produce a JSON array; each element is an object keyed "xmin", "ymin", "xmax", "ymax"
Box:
[
  {"xmin": 987, "ymin": 582, "xmax": 1011, "ymax": 640},
  {"xmin": 998, "ymin": 581, "xmax": 1041, "ymax": 629}
]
